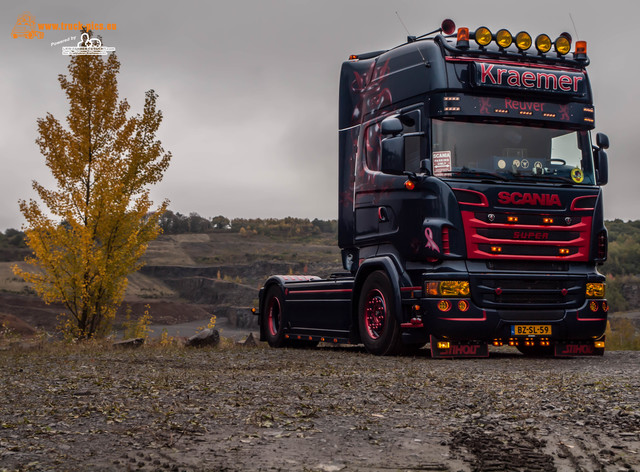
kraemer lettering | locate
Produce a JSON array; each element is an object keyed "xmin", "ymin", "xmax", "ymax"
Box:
[{"xmin": 475, "ymin": 63, "xmax": 585, "ymax": 95}]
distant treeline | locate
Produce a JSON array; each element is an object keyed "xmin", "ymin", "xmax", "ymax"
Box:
[
  {"xmin": 3, "ymin": 218, "xmax": 639, "ymax": 272},
  {"xmin": 0, "ymin": 228, "xmax": 26, "ymax": 248},
  {"xmin": 601, "ymin": 219, "xmax": 640, "ymax": 276},
  {"xmin": 158, "ymin": 211, "xmax": 338, "ymax": 237}
]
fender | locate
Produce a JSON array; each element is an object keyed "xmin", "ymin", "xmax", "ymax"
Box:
[
  {"xmin": 352, "ymin": 255, "xmax": 410, "ymax": 341},
  {"xmin": 257, "ymin": 275, "xmax": 322, "ymax": 341}
]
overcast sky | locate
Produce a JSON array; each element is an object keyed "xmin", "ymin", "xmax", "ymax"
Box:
[{"xmin": 2, "ymin": 0, "xmax": 638, "ymax": 230}]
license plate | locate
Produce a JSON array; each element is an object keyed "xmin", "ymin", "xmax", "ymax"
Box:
[{"xmin": 511, "ymin": 325, "xmax": 552, "ymax": 336}]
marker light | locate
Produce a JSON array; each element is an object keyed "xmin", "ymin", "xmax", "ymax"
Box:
[
  {"xmin": 535, "ymin": 34, "xmax": 552, "ymax": 53},
  {"xmin": 437, "ymin": 341, "xmax": 450, "ymax": 349},
  {"xmin": 474, "ymin": 27, "xmax": 492, "ymax": 47},
  {"xmin": 594, "ymin": 341, "xmax": 605, "ymax": 349},
  {"xmin": 441, "ymin": 19, "xmax": 456, "ymax": 35},
  {"xmin": 404, "ymin": 180, "xmax": 416, "ymax": 190},
  {"xmin": 348, "ymin": 54, "xmax": 358, "ymax": 61},
  {"xmin": 456, "ymin": 27, "xmax": 470, "ymax": 48},
  {"xmin": 555, "ymin": 36, "xmax": 571, "ymax": 55},
  {"xmin": 575, "ymin": 41, "xmax": 587, "ymax": 54},
  {"xmin": 586, "ymin": 283, "xmax": 605, "ymax": 298},
  {"xmin": 515, "ymin": 31, "xmax": 532, "ymax": 51},
  {"xmin": 496, "ymin": 29, "xmax": 513, "ymax": 49},
  {"xmin": 574, "ymin": 40, "xmax": 587, "ymax": 60}
]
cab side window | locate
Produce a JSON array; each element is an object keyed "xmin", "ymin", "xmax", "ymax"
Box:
[{"xmin": 366, "ymin": 109, "xmax": 423, "ymax": 173}]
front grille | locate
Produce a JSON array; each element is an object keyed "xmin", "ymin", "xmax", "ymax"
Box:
[
  {"xmin": 471, "ymin": 275, "xmax": 585, "ymax": 310},
  {"xmin": 461, "ymin": 210, "xmax": 592, "ymax": 261}
]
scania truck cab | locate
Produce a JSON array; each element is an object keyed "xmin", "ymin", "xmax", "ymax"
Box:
[{"xmin": 256, "ymin": 20, "xmax": 610, "ymax": 357}]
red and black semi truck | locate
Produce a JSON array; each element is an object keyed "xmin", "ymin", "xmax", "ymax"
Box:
[{"xmin": 255, "ymin": 20, "xmax": 610, "ymax": 357}]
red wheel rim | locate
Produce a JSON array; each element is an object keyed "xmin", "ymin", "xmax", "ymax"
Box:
[
  {"xmin": 267, "ymin": 297, "xmax": 281, "ymax": 336},
  {"xmin": 364, "ymin": 289, "xmax": 386, "ymax": 340}
]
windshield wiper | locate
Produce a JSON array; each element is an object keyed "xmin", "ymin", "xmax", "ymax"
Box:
[
  {"xmin": 511, "ymin": 173, "xmax": 575, "ymax": 184},
  {"xmin": 446, "ymin": 170, "xmax": 509, "ymax": 181}
]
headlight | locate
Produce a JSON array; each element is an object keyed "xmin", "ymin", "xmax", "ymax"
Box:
[
  {"xmin": 586, "ymin": 283, "xmax": 605, "ymax": 298},
  {"xmin": 426, "ymin": 281, "xmax": 470, "ymax": 297}
]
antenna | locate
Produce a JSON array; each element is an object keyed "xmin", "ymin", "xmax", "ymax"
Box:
[
  {"xmin": 394, "ymin": 11, "xmax": 429, "ymax": 67},
  {"xmin": 395, "ymin": 11, "xmax": 415, "ymax": 42},
  {"xmin": 569, "ymin": 13, "xmax": 580, "ymax": 39}
]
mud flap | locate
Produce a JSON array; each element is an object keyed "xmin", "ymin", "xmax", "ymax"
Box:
[
  {"xmin": 430, "ymin": 336, "xmax": 489, "ymax": 358},
  {"xmin": 554, "ymin": 342, "xmax": 605, "ymax": 357}
]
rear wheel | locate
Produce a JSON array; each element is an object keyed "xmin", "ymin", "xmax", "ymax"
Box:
[
  {"xmin": 262, "ymin": 286, "xmax": 287, "ymax": 348},
  {"xmin": 358, "ymin": 271, "xmax": 403, "ymax": 355}
]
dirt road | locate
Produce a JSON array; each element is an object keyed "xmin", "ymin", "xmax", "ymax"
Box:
[{"xmin": 0, "ymin": 345, "xmax": 638, "ymax": 471}]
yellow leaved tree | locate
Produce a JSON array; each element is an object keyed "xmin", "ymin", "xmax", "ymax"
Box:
[{"xmin": 13, "ymin": 44, "xmax": 171, "ymax": 339}]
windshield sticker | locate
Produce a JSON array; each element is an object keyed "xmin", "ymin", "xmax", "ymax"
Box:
[
  {"xmin": 571, "ymin": 168, "xmax": 584, "ymax": 183},
  {"xmin": 433, "ymin": 151, "xmax": 452, "ymax": 176}
]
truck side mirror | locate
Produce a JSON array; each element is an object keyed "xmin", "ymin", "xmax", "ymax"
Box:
[
  {"xmin": 381, "ymin": 116, "xmax": 403, "ymax": 136},
  {"xmin": 381, "ymin": 136, "xmax": 405, "ymax": 175},
  {"xmin": 596, "ymin": 150, "xmax": 608, "ymax": 186},
  {"xmin": 420, "ymin": 159, "xmax": 432, "ymax": 176},
  {"xmin": 596, "ymin": 132, "xmax": 609, "ymax": 150}
]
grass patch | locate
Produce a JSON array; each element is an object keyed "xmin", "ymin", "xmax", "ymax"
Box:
[{"xmin": 605, "ymin": 317, "xmax": 640, "ymax": 351}]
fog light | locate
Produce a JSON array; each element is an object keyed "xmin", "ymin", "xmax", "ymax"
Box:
[
  {"xmin": 496, "ymin": 29, "xmax": 512, "ymax": 48},
  {"xmin": 555, "ymin": 35, "xmax": 571, "ymax": 55},
  {"xmin": 535, "ymin": 34, "xmax": 552, "ymax": 53},
  {"xmin": 474, "ymin": 27, "xmax": 492, "ymax": 46},
  {"xmin": 589, "ymin": 301, "xmax": 598, "ymax": 312},
  {"xmin": 438, "ymin": 300, "xmax": 452, "ymax": 312},
  {"xmin": 458, "ymin": 300, "xmax": 469, "ymax": 312},
  {"xmin": 515, "ymin": 31, "xmax": 532, "ymax": 51},
  {"xmin": 586, "ymin": 283, "xmax": 605, "ymax": 298}
]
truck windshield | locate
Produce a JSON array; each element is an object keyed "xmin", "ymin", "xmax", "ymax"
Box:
[{"xmin": 431, "ymin": 120, "xmax": 595, "ymax": 185}]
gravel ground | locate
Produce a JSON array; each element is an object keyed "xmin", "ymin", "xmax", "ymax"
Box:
[{"xmin": 0, "ymin": 344, "xmax": 638, "ymax": 472}]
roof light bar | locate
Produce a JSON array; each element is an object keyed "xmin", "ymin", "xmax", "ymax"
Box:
[{"xmin": 448, "ymin": 23, "xmax": 588, "ymax": 61}]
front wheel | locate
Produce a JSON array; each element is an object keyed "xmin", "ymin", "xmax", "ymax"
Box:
[
  {"xmin": 358, "ymin": 271, "xmax": 403, "ymax": 355},
  {"xmin": 262, "ymin": 286, "xmax": 287, "ymax": 348}
]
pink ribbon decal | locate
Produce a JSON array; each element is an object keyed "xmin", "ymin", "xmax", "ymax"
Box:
[{"xmin": 425, "ymin": 228, "xmax": 440, "ymax": 253}]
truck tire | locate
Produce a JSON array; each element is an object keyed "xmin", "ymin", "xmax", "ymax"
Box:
[
  {"xmin": 358, "ymin": 270, "xmax": 403, "ymax": 355},
  {"xmin": 263, "ymin": 285, "xmax": 288, "ymax": 348}
]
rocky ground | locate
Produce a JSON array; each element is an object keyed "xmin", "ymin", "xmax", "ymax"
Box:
[{"xmin": 0, "ymin": 343, "xmax": 638, "ymax": 472}]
